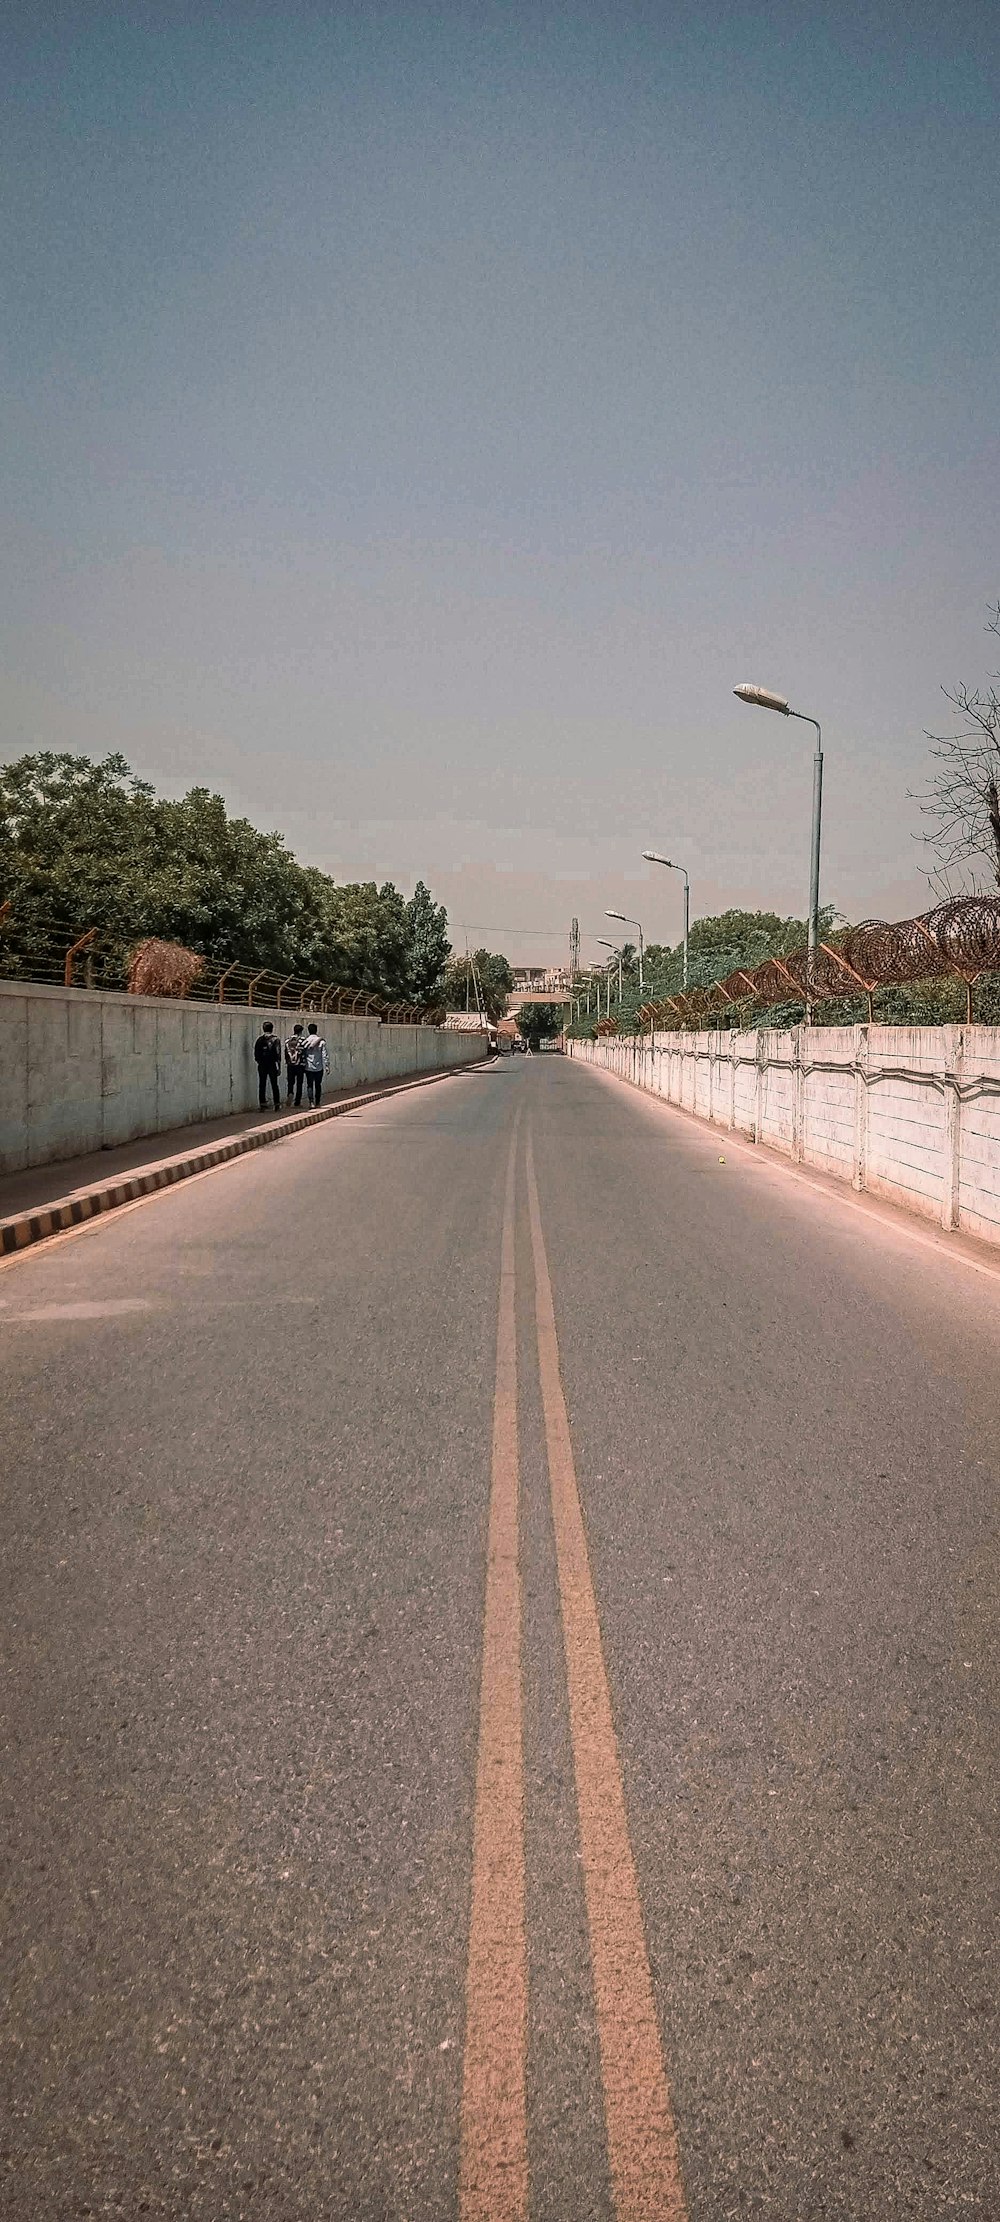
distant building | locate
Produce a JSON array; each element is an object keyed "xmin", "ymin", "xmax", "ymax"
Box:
[{"xmin": 511, "ymin": 964, "xmax": 574, "ymax": 994}]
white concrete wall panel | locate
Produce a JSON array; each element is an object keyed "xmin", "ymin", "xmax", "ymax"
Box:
[
  {"xmin": 29, "ymin": 991, "xmax": 105, "ymax": 1166},
  {"xmin": 757, "ymin": 1035, "xmax": 796, "ymax": 1154},
  {"xmin": 0, "ymin": 982, "xmax": 485, "ymax": 1175},
  {"xmin": 570, "ymin": 1022, "xmax": 1000, "ymax": 1250},
  {"xmin": 801, "ymin": 1030, "xmax": 857, "ymax": 1178},
  {"xmin": 863, "ymin": 1031, "xmax": 947, "ymax": 1220},
  {"xmin": 956, "ymin": 1029, "xmax": 1000, "ymax": 1238},
  {"xmin": 693, "ymin": 1042, "xmax": 712, "ymax": 1120},
  {"xmin": 732, "ymin": 1038, "xmax": 758, "ymax": 1137},
  {"xmin": 0, "ymin": 993, "xmax": 30, "ymax": 1169}
]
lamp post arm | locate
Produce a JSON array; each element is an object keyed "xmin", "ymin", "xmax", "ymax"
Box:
[
  {"xmin": 733, "ymin": 688, "xmax": 824, "ymax": 1000},
  {"xmin": 645, "ymin": 854, "xmax": 689, "ymax": 987}
]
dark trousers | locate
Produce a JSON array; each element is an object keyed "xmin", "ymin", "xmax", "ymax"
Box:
[
  {"xmin": 258, "ymin": 1066, "xmax": 280, "ymax": 1109},
  {"xmin": 306, "ymin": 1069, "xmax": 323, "ymax": 1107},
  {"xmin": 286, "ymin": 1063, "xmax": 305, "ymax": 1106}
]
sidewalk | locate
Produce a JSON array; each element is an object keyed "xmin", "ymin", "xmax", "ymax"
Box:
[{"xmin": 0, "ymin": 1062, "xmax": 480, "ymax": 1255}]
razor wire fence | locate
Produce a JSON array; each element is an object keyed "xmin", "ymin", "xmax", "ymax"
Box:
[{"xmin": 596, "ymin": 894, "xmax": 1000, "ymax": 1035}]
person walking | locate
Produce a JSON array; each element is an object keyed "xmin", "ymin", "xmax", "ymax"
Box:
[
  {"xmin": 302, "ymin": 1021, "xmax": 330, "ymax": 1107},
  {"xmin": 253, "ymin": 1021, "xmax": 282, "ymax": 1111},
  {"xmin": 284, "ymin": 1022, "xmax": 306, "ymax": 1107}
]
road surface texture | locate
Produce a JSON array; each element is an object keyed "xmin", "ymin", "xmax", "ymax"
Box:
[{"xmin": 1, "ymin": 1055, "xmax": 996, "ymax": 2220}]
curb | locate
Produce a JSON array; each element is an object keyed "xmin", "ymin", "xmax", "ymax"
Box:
[{"xmin": 0, "ymin": 1058, "xmax": 484, "ymax": 1258}]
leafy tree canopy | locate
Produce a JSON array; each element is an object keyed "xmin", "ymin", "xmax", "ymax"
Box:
[
  {"xmin": 442, "ymin": 948, "xmax": 514, "ymax": 1024},
  {"xmin": 0, "ymin": 751, "xmax": 452, "ymax": 1001},
  {"xmin": 517, "ymin": 1000, "xmax": 563, "ymax": 1049},
  {"xmin": 404, "ymin": 882, "xmax": 451, "ymax": 1002},
  {"xmin": 571, "ymin": 901, "xmax": 1000, "ymax": 1033},
  {"xmin": 571, "ymin": 907, "xmax": 833, "ymax": 1037}
]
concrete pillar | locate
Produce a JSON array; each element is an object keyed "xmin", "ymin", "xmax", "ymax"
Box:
[
  {"xmin": 941, "ymin": 1026, "xmax": 964, "ymax": 1230},
  {"xmin": 790, "ymin": 1027, "xmax": 803, "ymax": 1164},
  {"xmin": 852, "ymin": 1025, "xmax": 869, "ymax": 1192}
]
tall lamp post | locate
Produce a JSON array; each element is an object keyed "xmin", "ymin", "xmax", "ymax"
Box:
[
  {"xmin": 733, "ymin": 683, "xmax": 824, "ymax": 972},
  {"xmin": 642, "ymin": 852, "xmax": 689, "ymax": 987},
  {"xmin": 597, "ymin": 937, "xmax": 623, "ymax": 1001},
  {"xmin": 605, "ymin": 910, "xmax": 644, "ymax": 988}
]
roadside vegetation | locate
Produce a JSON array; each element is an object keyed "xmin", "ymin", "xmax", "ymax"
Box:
[
  {"xmin": 0, "ymin": 751, "xmax": 452, "ymax": 1004},
  {"xmin": 441, "ymin": 949, "xmax": 514, "ymax": 1025},
  {"xmin": 516, "ymin": 1001, "xmax": 563, "ymax": 1050},
  {"xmin": 567, "ymin": 906, "xmax": 1000, "ymax": 1038}
]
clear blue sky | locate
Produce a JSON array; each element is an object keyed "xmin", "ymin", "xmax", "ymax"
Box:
[{"xmin": 3, "ymin": 3, "xmax": 998, "ymax": 961}]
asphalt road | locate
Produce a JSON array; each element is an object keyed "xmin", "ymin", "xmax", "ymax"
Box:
[{"xmin": 1, "ymin": 1055, "xmax": 997, "ymax": 2220}]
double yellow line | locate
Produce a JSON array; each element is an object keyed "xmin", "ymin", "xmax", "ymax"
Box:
[{"xmin": 460, "ymin": 1113, "xmax": 688, "ymax": 2221}]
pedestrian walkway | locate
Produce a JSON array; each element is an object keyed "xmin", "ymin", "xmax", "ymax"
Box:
[
  {"xmin": 0, "ymin": 1100, "xmax": 335, "ymax": 1224},
  {"xmin": 0, "ymin": 1062, "xmax": 482, "ymax": 1252}
]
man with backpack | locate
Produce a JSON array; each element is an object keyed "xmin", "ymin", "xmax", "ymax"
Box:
[
  {"xmin": 253, "ymin": 1021, "xmax": 282, "ymax": 1111},
  {"xmin": 302, "ymin": 1021, "xmax": 330, "ymax": 1107},
  {"xmin": 284, "ymin": 1022, "xmax": 306, "ymax": 1107}
]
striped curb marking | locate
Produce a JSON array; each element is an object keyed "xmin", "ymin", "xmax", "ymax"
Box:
[{"xmin": 0, "ymin": 1059, "xmax": 484, "ymax": 1257}]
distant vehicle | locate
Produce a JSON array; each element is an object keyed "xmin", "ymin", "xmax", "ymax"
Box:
[{"xmin": 511, "ymin": 1036, "xmax": 528, "ymax": 1054}]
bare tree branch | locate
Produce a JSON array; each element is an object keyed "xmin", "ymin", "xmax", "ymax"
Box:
[{"xmin": 913, "ymin": 603, "xmax": 1000, "ymax": 890}]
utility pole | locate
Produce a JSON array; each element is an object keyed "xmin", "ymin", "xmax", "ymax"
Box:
[
  {"xmin": 469, "ymin": 953, "xmax": 487, "ymax": 1029},
  {"xmin": 642, "ymin": 853, "xmax": 690, "ymax": 987},
  {"xmin": 597, "ymin": 937, "xmax": 623, "ymax": 1005},
  {"xmin": 606, "ymin": 911, "xmax": 644, "ymax": 988}
]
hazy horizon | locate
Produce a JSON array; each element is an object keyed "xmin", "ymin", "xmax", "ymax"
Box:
[{"xmin": 4, "ymin": 3, "xmax": 999, "ymax": 964}]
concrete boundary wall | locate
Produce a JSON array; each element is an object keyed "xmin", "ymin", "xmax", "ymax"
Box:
[
  {"xmin": 569, "ymin": 1025, "xmax": 1000, "ymax": 1248},
  {"xmin": 0, "ymin": 981, "xmax": 487, "ymax": 1175}
]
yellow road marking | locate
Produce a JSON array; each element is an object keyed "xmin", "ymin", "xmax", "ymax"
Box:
[
  {"xmin": 526, "ymin": 1131, "xmax": 688, "ymax": 2222},
  {"xmin": 459, "ymin": 1109, "xmax": 528, "ymax": 2222}
]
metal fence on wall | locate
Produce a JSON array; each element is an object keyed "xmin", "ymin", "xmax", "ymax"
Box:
[{"xmin": 0, "ymin": 910, "xmax": 444, "ymax": 1026}]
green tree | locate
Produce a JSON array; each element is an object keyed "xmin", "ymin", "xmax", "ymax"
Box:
[
  {"xmin": 303, "ymin": 878, "xmax": 411, "ymax": 995},
  {"xmin": 0, "ymin": 750, "xmax": 452, "ymax": 1003},
  {"xmin": 569, "ymin": 907, "xmax": 835, "ymax": 1037},
  {"xmin": 517, "ymin": 1000, "xmax": 563, "ymax": 1049},
  {"xmin": 148, "ymin": 786, "xmax": 322, "ymax": 968},
  {"xmin": 402, "ymin": 881, "xmax": 450, "ymax": 1001},
  {"xmin": 442, "ymin": 948, "xmax": 514, "ymax": 1024},
  {"xmin": 0, "ymin": 751, "xmax": 323, "ymax": 971},
  {"xmin": 0, "ymin": 751, "xmax": 159, "ymax": 965}
]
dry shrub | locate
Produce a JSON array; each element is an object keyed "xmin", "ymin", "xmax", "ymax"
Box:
[{"xmin": 128, "ymin": 938, "xmax": 205, "ymax": 998}]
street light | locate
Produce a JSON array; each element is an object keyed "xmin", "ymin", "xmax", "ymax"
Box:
[
  {"xmin": 733, "ymin": 682, "xmax": 824, "ymax": 971},
  {"xmin": 605, "ymin": 910, "xmax": 644, "ymax": 987},
  {"xmin": 642, "ymin": 852, "xmax": 689, "ymax": 987},
  {"xmin": 597, "ymin": 937, "xmax": 623, "ymax": 1001}
]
